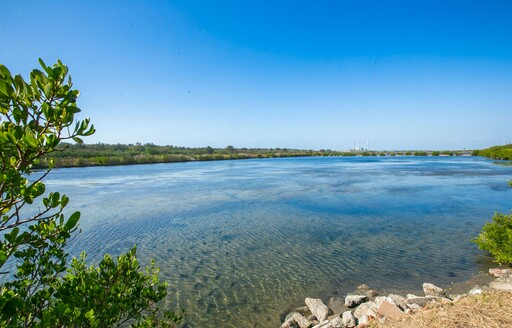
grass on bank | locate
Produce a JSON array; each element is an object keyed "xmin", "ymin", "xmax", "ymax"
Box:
[
  {"xmin": 473, "ymin": 144, "xmax": 512, "ymax": 160},
  {"xmin": 369, "ymin": 290, "xmax": 512, "ymax": 328}
]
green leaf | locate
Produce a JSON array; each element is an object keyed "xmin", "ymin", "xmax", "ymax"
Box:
[
  {"xmin": 60, "ymin": 194, "xmax": 69, "ymax": 208},
  {"xmin": 51, "ymin": 192, "xmax": 60, "ymax": 207},
  {"xmin": 38, "ymin": 58, "xmax": 52, "ymax": 75},
  {"xmin": 43, "ymin": 83, "xmax": 53, "ymax": 98},
  {"xmin": 65, "ymin": 211, "xmax": 81, "ymax": 231},
  {"xmin": 72, "ymin": 136, "xmax": 83, "ymax": 144},
  {"xmin": 85, "ymin": 309, "xmax": 95, "ymax": 322},
  {"xmin": 9, "ymin": 156, "xmax": 17, "ymax": 166},
  {"xmin": 0, "ymin": 64, "xmax": 13, "ymax": 79},
  {"xmin": 13, "ymin": 75, "xmax": 26, "ymax": 96},
  {"xmin": 0, "ymin": 250, "xmax": 7, "ymax": 265},
  {"xmin": 0, "ymin": 80, "xmax": 12, "ymax": 97},
  {"xmin": 52, "ymin": 66, "xmax": 63, "ymax": 78},
  {"xmin": 5, "ymin": 227, "xmax": 19, "ymax": 243},
  {"xmin": 24, "ymin": 132, "xmax": 38, "ymax": 148}
]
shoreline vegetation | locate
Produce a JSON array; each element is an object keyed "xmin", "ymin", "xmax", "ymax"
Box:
[
  {"xmin": 40, "ymin": 143, "xmax": 480, "ymax": 169},
  {"xmin": 471, "ymin": 144, "xmax": 512, "ymax": 160}
]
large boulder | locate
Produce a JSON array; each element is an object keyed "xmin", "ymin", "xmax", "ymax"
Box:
[
  {"xmin": 423, "ymin": 282, "xmax": 446, "ymax": 297},
  {"xmin": 305, "ymin": 298, "xmax": 331, "ymax": 323},
  {"xmin": 344, "ymin": 294, "xmax": 368, "ymax": 308}
]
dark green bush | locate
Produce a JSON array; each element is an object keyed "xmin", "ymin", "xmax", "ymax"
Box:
[
  {"xmin": 473, "ymin": 212, "xmax": 512, "ymax": 265},
  {"xmin": 0, "ymin": 60, "xmax": 182, "ymax": 327}
]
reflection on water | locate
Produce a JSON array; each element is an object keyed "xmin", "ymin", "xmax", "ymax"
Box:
[{"xmin": 43, "ymin": 157, "xmax": 511, "ymax": 327}]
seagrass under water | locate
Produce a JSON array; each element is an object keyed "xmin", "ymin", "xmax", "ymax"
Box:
[{"xmin": 44, "ymin": 156, "xmax": 511, "ymax": 327}]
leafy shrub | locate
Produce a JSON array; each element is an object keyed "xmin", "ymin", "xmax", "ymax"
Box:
[
  {"xmin": 475, "ymin": 145, "xmax": 512, "ymax": 160},
  {"xmin": 0, "ymin": 60, "xmax": 182, "ymax": 326},
  {"xmin": 473, "ymin": 212, "xmax": 512, "ymax": 265}
]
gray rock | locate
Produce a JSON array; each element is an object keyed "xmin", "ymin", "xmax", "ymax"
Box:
[
  {"xmin": 344, "ymin": 294, "xmax": 368, "ymax": 308},
  {"xmin": 285, "ymin": 311, "xmax": 301, "ymax": 322},
  {"xmin": 374, "ymin": 296, "xmax": 398, "ymax": 307},
  {"xmin": 376, "ymin": 299, "xmax": 404, "ymax": 319},
  {"xmin": 312, "ymin": 317, "xmax": 345, "ymax": 328},
  {"xmin": 405, "ymin": 296, "xmax": 437, "ymax": 308},
  {"xmin": 490, "ymin": 275, "xmax": 512, "ymax": 291},
  {"xmin": 328, "ymin": 297, "xmax": 345, "ymax": 315},
  {"xmin": 388, "ymin": 294, "xmax": 407, "ymax": 310},
  {"xmin": 281, "ymin": 317, "xmax": 299, "ymax": 328},
  {"xmin": 357, "ymin": 314, "xmax": 372, "ymax": 326},
  {"xmin": 423, "ymin": 282, "xmax": 446, "ymax": 297},
  {"xmin": 342, "ymin": 311, "xmax": 356, "ymax": 327},
  {"xmin": 294, "ymin": 306, "xmax": 312, "ymax": 317},
  {"xmin": 468, "ymin": 287, "xmax": 483, "ymax": 295},
  {"xmin": 353, "ymin": 301, "xmax": 376, "ymax": 320},
  {"xmin": 312, "ymin": 320, "xmax": 329, "ymax": 328},
  {"xmin": 326, "ymin": 317, "xmax": 345, "ymax": 328},
  {"xmin": 328, "ymin": 314, "xmax": 340, "ymax": 321},
  {"xmin": 452, "ymin": 294, "xmax": 467, "ymax": 302},
  {"xmin": 353, "ymin": 302, "xmax": 370, "ymax": 319},
  {"xmin": 406, "ymin": 302, "xmax": 422, "ymax": 311},
  {"xmin": 281, "ymin": 313, "xmax": 312, "ymax": 328},
  {"xmin": 366, "ymin": 289, "xmax": 379, "ymax": 299},
  {"xmin": 305, "ymin": 298, "xmax": 330, "ymax": 323},
  {"xmin": 489, "ymin": 268, "xmax": 512, "ymax": 277},
  {"xmin": 489, "ymin": 281, "xmax": 512, "ymax": 291},
  {"xmin": 284, "ymin": 310, "xmax": 309, "ymax": 321}
]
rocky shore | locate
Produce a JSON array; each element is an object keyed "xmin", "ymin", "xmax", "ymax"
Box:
[{"xmin": 279, "ymin": 268, "xmax": 512, "ymax": 328}]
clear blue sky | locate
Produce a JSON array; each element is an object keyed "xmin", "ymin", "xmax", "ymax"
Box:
[{"xmin": 2, "ymin": 0, "xmax": 511, "ymax": 150}]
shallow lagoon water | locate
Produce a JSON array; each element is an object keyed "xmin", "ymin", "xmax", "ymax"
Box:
[{"xmin": 43, "ymin": 156, "xmax": 511, "ymax": 327}]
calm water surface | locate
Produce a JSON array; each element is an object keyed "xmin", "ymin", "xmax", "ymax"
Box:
[{"xmin": 44, "ymin": 156, "xmax": 511, "ymax": 327}]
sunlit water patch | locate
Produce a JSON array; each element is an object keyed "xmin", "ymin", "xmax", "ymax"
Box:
[{"xmin": 39, "ymin": 157, "xmax": 512, "ymax": 327}]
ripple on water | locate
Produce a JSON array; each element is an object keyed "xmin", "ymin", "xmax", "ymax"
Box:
[{"xmin": 58, "ymin": 157, "xmax": 512, "ymax": 327}]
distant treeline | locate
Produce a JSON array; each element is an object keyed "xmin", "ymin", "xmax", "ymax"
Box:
[
  {"xmin": 38, "ymin": 143, "xmax": 468, "ymax": 168},
  {"xmin": 472, "ymin": 144, "xmax": 512, "ymax": 160},
  {"xmin": 41, "ymin": 143, "xmax": 335, "ymax": 168}
]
